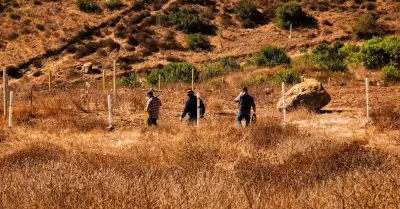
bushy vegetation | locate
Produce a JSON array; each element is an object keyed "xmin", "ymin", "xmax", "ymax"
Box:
[
  {"xmin": 200, "ymin": 57, "xmax": 240, "ymax": 80},
  {"xmin": 310, "ymin": 41, "xmax": 346, "ymax": 72},
  {"xmin": 76, "ymin": 0, "xmax": 99, "ymax": 13},
  {"xmin": 234, "ymin": 0, "xmax": 265, "ymax": 28},
  {"xmin": 185, "ymin": 33, "xmax": 210, "ymax": 51},
  {"xmin": 234, "ymin": 0, "xmax": 258, "ymax": 20},
  {"xmin": 104, "ymin": 0, "xmax": 123, "ymax": 10},
  {"xmin": 256, "ymin": 46, "xmax": 291, "ymax": 67},
  {"xmin": 339, "ymin": 36, "xmax": 400, "ymax": 70},
  {"xmin": 381, "ymin": 65, "xmax": 400, "ymax": 82},
  {"xmin": 146, "ymin": 62, "xmax": 198, "ymax": 86},
  {"xmin": 6, "ymin": 10, "xmax": 18, "ymax": 19},
  {"xmin": 157, "ymin": 9, "xmax": 214, "ymax": 34},
  {"xmin": 275, "ymin": 2, "xmax": 310, "ymax": 29},
  {"xmin": 118, "ymin": 73, "xmax": 140, "ymax": 88},
  {"xmin": 352, "ymin": 12, "xmax": 386, "ymax": 39},
  {"xmin": 253, "ymin": 68, "xmax": 300, "ymax": 85}
]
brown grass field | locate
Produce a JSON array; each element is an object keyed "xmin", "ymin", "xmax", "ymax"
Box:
[
  {"xmin": 0, "ymin": 79, "xmax": 399, "ymax": 208},
  {"xmin": 1, "ymin": 0, "xmax": 400, "ymax": 207}
]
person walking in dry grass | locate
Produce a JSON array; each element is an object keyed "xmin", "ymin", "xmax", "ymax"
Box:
[
  {"xmin": 180, "ymin": 89, "xmax": 205, "ymax": 125},
  {"xmin": 145, "ymin": 89, "xmax": 162, "ymax": 126},
  {"xmin": 235, "ymin": 87, "xmax": 256, "ymax": 128}
]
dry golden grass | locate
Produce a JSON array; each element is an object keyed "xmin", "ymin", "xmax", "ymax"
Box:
[{"xmin": 0, "ymin": 82, "xmax": 399, "ymax": 208}]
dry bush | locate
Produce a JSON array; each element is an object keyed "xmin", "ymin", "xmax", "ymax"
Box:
[{"xmin": 370, "ymin": 104, "xmax": 400, "ymax": 130}]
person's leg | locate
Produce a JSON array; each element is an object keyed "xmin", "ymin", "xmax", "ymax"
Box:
[
  {"xmin": 187, "ymin": 116, "xmax": 196, "ymax": 125},
  {"xmin": 244, "ymin": 114, "xmax": 251, "ymax": 127},
  {"xmin": 236, "ymin": 112, "xmax": 243, "ymax": 128},
  {"xmin": 147, "ymin": 117, "xmax": 152, "ymax": 127},
  {"xmin": 151, "ymin": 118, "xmax": 158, "ymax": 126}
]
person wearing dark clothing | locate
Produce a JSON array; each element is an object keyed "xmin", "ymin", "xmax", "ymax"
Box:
[
  {"xmin": 235, "ymin": 87, "xmax": 256, "ymax": 128},
  {"xmin": 145, "ymin": 90, "xmax": 162, "ymax": 126},
  {"xmin": 180, "ymin": 89, "xmax": 205, "ymax": 124}
]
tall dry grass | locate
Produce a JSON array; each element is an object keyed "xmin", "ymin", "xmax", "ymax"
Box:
[
  {"xmin": 0, "ymin": 82, "xmax": 399, "ymax": 208},
  {"xmin": 0, "ymin": 116, "xmax": 399, "ymax": 208}
]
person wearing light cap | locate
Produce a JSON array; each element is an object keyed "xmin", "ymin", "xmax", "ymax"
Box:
[
  {"xmin": 180, "ymin": 89, "xmax": 205, "ymax": 124},
  {"xmin": 145, "ymin": 89, "xmax": 162, "ymax": 126},
  {"xmin": 235, "ymin": 86, "xmax": 256, "ymax": 128}
]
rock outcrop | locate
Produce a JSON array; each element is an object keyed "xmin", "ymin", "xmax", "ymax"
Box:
[{"xmin": 277, "ymin": 79, "xmax": 331, "ymax": 112}]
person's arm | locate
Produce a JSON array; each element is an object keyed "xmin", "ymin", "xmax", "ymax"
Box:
[
  {"xmin": 181, "ymin": 100, "xmax": 190, "ymax": 118},
  {"xmin": 234, "ymin": 92, "xmax": 242, "ymax": 102},
  {"xmin": 145, "ymin": 99, "xmax": 151, "ymax": 111}
]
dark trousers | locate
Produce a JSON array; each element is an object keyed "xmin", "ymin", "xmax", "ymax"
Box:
[
  {"xmin": 236, "ymin": 112, "xmax": 250, "ymax": 128},
  {"xmin": 147, "ymin": 118, "xmax": 158, "ymax": 126},
  {"xmin": 187, "ymin": 116, "xmax": 197, "ymax": 125}
]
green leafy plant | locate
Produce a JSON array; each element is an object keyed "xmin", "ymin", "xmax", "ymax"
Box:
[
  {"xmin": 234, "ymin": 0, "xmax": 258, "ymax": 20},
  {"xmin": 76, "ymin": 0, "xmax": 99, "ymax": 13},
  {"xmin": 6, "ymin": 11, "xmax": 18, "ymax": 19},
  {"xmin": 118, "ymin": 73, "xmax": 140, "ymax": 88},
  {"xmin": 185, "ymin": 33, "xmax": 210, "ymax": 51},
  {"xmin": 275, "ymin": 2, "xmax": 307, "ymax": 29},
  {"xmin": 352, "ymin": 13, "xmax": 385, "ymax": 39},
  {"xmin": 146, "ymin": 62, "xmax": 198, "ymax": 86},
  {"xmin": 157, "ymin": 9, "xmax": 214, "ymax": 34},
  {"xmin": 310, "ymin": 41, "xmax": 347, "ymax": 72},
  {"xmin": 256, "ymin": 46, "xmax": 291, "ymax": 67},
  {"xmin": 381, "ymin": 65, "xmax": 400, "ymax": 82}
]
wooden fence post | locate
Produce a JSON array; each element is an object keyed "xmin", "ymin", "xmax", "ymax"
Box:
[
  {"xmin": 158, "ymin": 74, "xmax": 162, "ymax": 90},
  {"xmin": 282, "ymin": 82, "xmax": 287, "ymax": 124},
  {"xmin": 3, "ymin": 67, "xmax": 7, "ymax": 118},
  {"xmin": 108, "ymin": 95, "xmax": 112, "ymax": 128},
  {"xmin": 192, "ymin": 68, "xmax": 195, "ymax": 90},
  {"xmin": 9, "ymin": 91, "xmax": 13, "ymax": 128},
  {"xmin": 48, "ymin": 70, "xmax": 52, "ymax": 91},
  {"xmin": 113, "ymin": 60, "xmax": 116, "ymax": 96},
  {"xmin": 197, "ymin": 92, "xmax": 200, "ymax": 127}
]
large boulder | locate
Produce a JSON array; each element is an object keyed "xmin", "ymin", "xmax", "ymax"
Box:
[{"xmin": 277, "ymin": 79, "xmax": 331, "ymax": 112}]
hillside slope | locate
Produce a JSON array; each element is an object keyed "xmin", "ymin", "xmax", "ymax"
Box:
[{"xmin": 1, "ymin": 0, "xmax": 400, "ymax": 85}]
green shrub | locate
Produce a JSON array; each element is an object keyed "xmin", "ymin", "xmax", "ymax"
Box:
[
  {"xmin": 6, "ymin": 11, "xmax": 18, "ymax": 19},
  {"xmin": 271, "ymin": 68, "xmax": 300, "ymax": 84},
  {"xmin": 104, "ymin": 0, "xmax": 123, "ymax": 10},
  {"xmin": 359, "ymin": 36, "xmax": 400, "ymax": 69},
  {"xmin": 201, "ymin": 63, "xmax": 224, "ymax": 80},
  {"xmin": 310, "ymin": 41, "xmax": 346, "ymax": 72},
  {"xmin": 352, "ymin": 12, "xmax": 385, "ymax": 39},
  {"xmin": 146, "ymin": 62, "xmax": 198, "ymax": 86},
  {"xmin": 256, "ymin": 46, "xmax": 291, "ymax": 67},
  {"xmin": 185, "ymin": 33, "xmax": 210, "ymax": 51},
  {"xmin": 234, "ymin": 0, "xmax": 258, "ymax": 20},
  {"xmin": 76, "ymin": 0, "xmax": 99, "ymax": 13},
  {"xmin": 200, "ymin": 58, "xmax": 240, "ymax": 80},
  {"xmin": 338, "ymin": 36, "xmax": 400, "ymax": 70},
  {"xmin": 118, "ymin": 73, "xmax": 140, "ymax": 88},
  {"xmin": 157, "ymin": 9, "xmax": 214, "ymax": 34},
  {"xmin": 253, "ymin": 68, "xmax": 300, "ymax": 85},
  {"xmin": 381, "ymin": 65, "xmax": 400, "ymax": 82},
  {"xmin": 220, "ymin": 57, "xmax": 240, "ymax": 70},
  {"xmin": 338, "ymin": 44, "xmax": 361, "ymax": 65},
  {"xmin": 275, "ymin": 2, "xmax": 307, "ymax": 29}
]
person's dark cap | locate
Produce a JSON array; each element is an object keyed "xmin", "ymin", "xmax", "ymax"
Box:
[
  {"xmin": 242, "ymin": 87, "xmax": 248, "ymax": 92},
  {"xmin": 187, "ymin": 89, "xmax": 194, "ymax": 96},
  {"xmin": 147, "ymin": 89, "xmax": 153, "ymax": 96}
]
